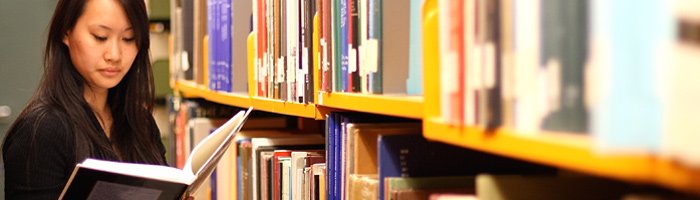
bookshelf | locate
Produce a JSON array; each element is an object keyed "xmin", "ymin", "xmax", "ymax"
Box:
[
  {"xmin": 167, "ymin": 0, "xmax": 700, "ymax": 198},
  {"xmin": 418, "ymin": 0, "xmax": 700, "ymax": 195},
  {"xmin": 423, "ymin": 119, "xmax": 700, "ymax": 195}
]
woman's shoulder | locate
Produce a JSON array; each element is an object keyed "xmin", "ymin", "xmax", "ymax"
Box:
[{"xmin": 7, "ymin": 106, "xmax": 74, "ymax": 141}]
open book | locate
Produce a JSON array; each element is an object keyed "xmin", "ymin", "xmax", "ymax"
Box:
[{"xmin": 59, "ymin": 107, "xmax": 253, "ymax": 200}]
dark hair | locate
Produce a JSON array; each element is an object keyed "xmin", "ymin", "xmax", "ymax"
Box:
[{"xmin": 8, "ymin": 0, "xmax": 163, "ymax": 164}]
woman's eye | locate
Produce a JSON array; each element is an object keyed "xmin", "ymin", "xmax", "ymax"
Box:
[
  {"xmin": 123, "ymin": 37, "xmax": 135, "ymax": 42},
  {"xmin": 93, "ymin": 35, "xmax": 107, "ymax": 41}
]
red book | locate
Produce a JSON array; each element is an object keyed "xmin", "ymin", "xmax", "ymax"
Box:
[{"xmin": 273, "ymin": 151, "xmax": 293, "ymax": 200}]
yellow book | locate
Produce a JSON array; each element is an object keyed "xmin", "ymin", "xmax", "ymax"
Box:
[
  {"xmin": 313, "ymin": 13, "xmax": 320, "ymax": 103},
  {"xmin": 247, "ymin": 32, "xmax": 256, "ymax": 97},
  {"xmin": 422, "ymin": 0, "xmax": 440, "ymax": 118}
]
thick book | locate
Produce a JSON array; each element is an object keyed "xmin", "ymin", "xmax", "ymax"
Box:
[{"xmin": 59, "ymin": 107, "xmax": 254, "ymax": 200}]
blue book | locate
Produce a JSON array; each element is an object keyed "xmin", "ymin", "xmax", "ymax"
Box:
[
  {"xmin": 222, "ymin": 0, "xmax": 232, "ymax": 92},
  {"xmin": 325, "ymin": 113, "xmax": 336, "ymax": 200},
  {"xmin": 590, "ymin": 0, "xmax": 672, "ymax": 152},
  {"xmin": 406, "ymin": 0, "xmax": 422, "ymax": 95},
  {"xmin": 340, "ymin": 0, "xmax": 349, "ymax": 92},
  {"xmin": 211, "ymin": 169, "xmax": 217, "ymax": 200},
  {"xmin": 377, "ymin": 134, "xmax": 554, "ymax": 200},
  {"xmin": 207, "ymin": 0, "xmax": 217, "ymax": 90}
]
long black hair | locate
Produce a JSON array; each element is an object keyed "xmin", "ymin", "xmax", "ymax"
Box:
[{"xmin": 6, "ymin": 0, "xmax": 164, "ymax": 164}]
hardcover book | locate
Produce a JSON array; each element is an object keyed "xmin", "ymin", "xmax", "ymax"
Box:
[{"xmin": 59, "ymin": 107, "xmax": 254, "ymax": 200}]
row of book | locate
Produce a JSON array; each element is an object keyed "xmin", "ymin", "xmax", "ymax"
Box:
[
  {"xmin": 323, "ymin": 112, "xmax": 556, "ymax": 200},
  {"xmin": 252, "ymin": 0, "xmax": 425, "ymax": 98},
  {"xmin": 170, "ymin": 0, "xmax": 250, "ymax": 93},
  {"xmin": 434, "ymin": 0, "xmax": 700, "ymax": 166},
  {"xmin": 171, "ymin": 0, "xmax": 426, "ymax": 99}
]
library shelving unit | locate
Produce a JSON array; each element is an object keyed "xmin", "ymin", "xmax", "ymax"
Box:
[
  {"xmin": 418, "ymin": 0, "xmax": 700, "ymax": 195},
  {"xmin": 169, "ymin": 0, "xmax": 700, "ymax": 197}
]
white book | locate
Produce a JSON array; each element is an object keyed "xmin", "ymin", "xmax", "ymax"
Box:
[{"xmin": 59, "ymin": 107, "xmax": 254, "ymax": 200}]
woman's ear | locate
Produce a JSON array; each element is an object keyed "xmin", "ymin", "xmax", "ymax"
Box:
[{"xmin": 63, "ymin": 31, "xmax": 70, "ymax": 47}]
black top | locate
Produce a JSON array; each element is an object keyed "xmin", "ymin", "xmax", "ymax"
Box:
[{"xmin": 2, "ymin": 106, "xmax": 167, "ymax": 199}]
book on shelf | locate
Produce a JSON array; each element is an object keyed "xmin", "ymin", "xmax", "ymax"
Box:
[
  {"xmin": 406, "ymin": 0, "xmax": 423, "ymax": 95},
  {"xmin": 661, "ymin": 0, "xmax": 700, "ymax": 167},
  {"xmin": 232, "ymin": 0, "xmax": 253, "ymax": 93},
  {"xmin": 347, "ymin": 174, "xmax": 378, "ymax": 200},
  {"xmin": 326, "ymin": 112, "xmax": 421, "ymax": 200},
  {"xmin": 537, "ymin": 0, "xmax": 588, "ymax": 134},
  {"xmin": 377, "ymin": 133, "xmax": 554, "ymax": 200},
  {"xmin": 588, "ymin": 0, "xmax": 671, "ymax": 154},
  {"xmin": 193, "ymin": 0, "xmax": 207, "ymax": 85},
  {"xmin": 235, "ymin": 129, "xmax": 324, "ymax": 200},
  {"xmin": 475, "ymin": 174, "xmax": 637, "ymax": 200},
  {"xmin": 59, "ymin": 107, "xmax": 253, "ymax": 200},
  {"xmin": 251, "ymin": 136, "xmax": 326, "ymax": 200},
  {"xmin": 384, "ymin": 176, "xmax": 475, "ymax": 200}
]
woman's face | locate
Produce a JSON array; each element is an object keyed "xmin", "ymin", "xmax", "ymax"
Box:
[{"xmin": 63, "ymin": 0, "xmax": 137, "ymax": 91}]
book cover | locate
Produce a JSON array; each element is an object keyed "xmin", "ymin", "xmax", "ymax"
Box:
[
  {"xmin": 589, "ymin": 0, "xmax": 671, "ymax": 153},
  {"xmin": 193, "ymin": 0, "xmax": 208, "ymax": 85},
  {"xmin": 347, "ymin": 174, "xmax": 378, "ymax": 200},
  {"xmin": 438, "ymin": 0, "xmax": 464, "ymax": 126},
  {"xmin": 340, "ymin": 0, "xmax": 349, "ymax": 92},
  {"xmin": 306, "ymin": 0, "xmax": 317, "ymax": 103},
  {"xmin": 349, "ymin": 0, "xmax": 360, "ymax": 92},
  {"xmin": 479, "ymin": 0, "xmax": 502, "ymax": 129},
  {"xmin": 312, "ymin": 163, "xmax": 326, "ymax": 200},
  {"xmin": 381, "ymin": 0, "xmax": 411, "ymax": 94},
  {"xmin": 60, "ymin": 108, "xmax": 254, "ymax": 200},
  {"xmin": 272, "ymin": 151, "xmax": 291, "ymax": 200},
  {"xmin": 367, "ymin": 0, "xmax": 381, "ymax": 94},
  {"xmin": 237, "ymin": 139, "xmax": 253, "ymax": 200},
  {"xmin": 406, "ymin": 0, "xmax": 423, "ymax": 95},
  {"xmin": 538, "ymin": 0, "xmax": 588, "ymax": 133},
  {"xmin": 663, "ymin": 1, "xmax": 700, "ymax": 167},
  {"xmin": 232, "ymin": 0, "xmax": 253, "ymax": 93},
  {"xmin": 182, "ymin": 0, "xmax": 195, "ymax": 80}
]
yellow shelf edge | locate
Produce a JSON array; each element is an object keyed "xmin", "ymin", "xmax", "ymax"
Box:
[
  {"xmin": 318, "ymin": 92, "xmax": 423, "ymax": 119},
  {"xmin": 422, "ymin": 117, "xmax": 700, "ymax": 195},
  {"xmin": 250, "ymin": 97, "xmax": 317, "ymax": 119},
  {"xmin": 174, "ymin": 80, "xmax": 251, "ymax": 108}
]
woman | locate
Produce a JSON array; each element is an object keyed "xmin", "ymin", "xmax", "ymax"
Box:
[{"xmin": 2, "ymin": 0, "xmax": 166, "ymax": 199}]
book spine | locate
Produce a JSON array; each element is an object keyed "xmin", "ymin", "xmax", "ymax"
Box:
[
  {"xmin": 350, "ymin": 0, "xmax": 360, "ymax": 93},
  {"xmin": 367, "ymin": 0, "xmax": 381, "ymax": 94}
]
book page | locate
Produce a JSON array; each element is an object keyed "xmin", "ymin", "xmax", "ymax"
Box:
[
  {"xmin": 183, "ymin": 107, "xmax": 253, "ymax": 195},
  {"xmin": 80, "ymin": 159, "xmax": 193, "ymax": 185}
]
